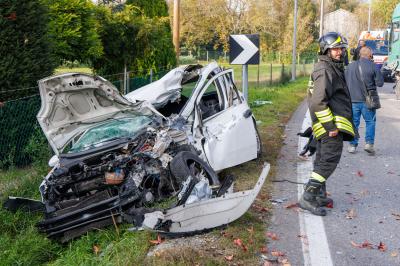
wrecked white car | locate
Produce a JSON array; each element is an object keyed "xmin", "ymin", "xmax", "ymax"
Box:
[{"xmin": 4, "ymin": 62, "xmax": 268, "ymax": 242}]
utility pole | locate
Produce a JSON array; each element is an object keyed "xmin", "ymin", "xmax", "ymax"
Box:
[
  {"xmin": 368, "ymin": 0, "xmax": 372, "ymax": 31},
  {"xmin": 291, "ymin": 0, "xmax": 298, "ymax": 81},
  {"xmin": 173, "ymin": 0, "xmax": 180, "ymax": 60},
  {"xmin": 319, "ymin": 0, "xmax": 324, "ymax": 38}
]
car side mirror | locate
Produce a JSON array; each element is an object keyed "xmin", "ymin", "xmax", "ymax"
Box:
[{"xmin": 48, "ymin": 155, "xmax": 59, "ymax": 168}]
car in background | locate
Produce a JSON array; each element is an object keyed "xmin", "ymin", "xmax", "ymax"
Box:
[{"xmin": 4, "ymin": 62, "xmax": 268, "ymax": 242}]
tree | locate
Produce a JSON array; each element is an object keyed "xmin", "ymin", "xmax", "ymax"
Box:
[
  {"xmin": 93, "ymin": 4, "xmax": 176, "ymax": 76},
  {"xmin": 0, "ymin": 0, "xmax": 55, "ymax": 167},
  {"xmin": 0, "ymin": 0, "xmax": 55, "ymax": 100},
  {"xmin": 371, "ymin": 0, "xmax": 399, "ymax": 26},
  {"xmin": 282, "ymin": 0, "xmax": 317, "ymax": 58},
  {"xmin": 43, "ymin": 0, "xmax": 103, "ymax": 64},
  {"xmin": 327, "ymin": 0, "xmax": 359, "ymax": 13},
  {"xmin": 126, "ymin": 0, "xmax": 169, "ymax": 17}
]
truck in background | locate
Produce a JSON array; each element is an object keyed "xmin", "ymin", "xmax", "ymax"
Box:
[
  {"xmin": 386, "ymin": 3, "xmax": 400, "ymax": 98},
  {"xmin": 357, "ymin": 30, "xmax": 389, "ymax": 70},
  {"xmin": 388, "ymin": 4, "xmax": 400, "ymax": 67}
]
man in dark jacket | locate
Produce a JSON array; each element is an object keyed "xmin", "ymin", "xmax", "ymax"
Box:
[
  {"xmin": 351, "ymin": 40, "xmax": 366, "ymax": 61},
  {"xmin": 345, "ymin": 47, "xmax": 384, "ymax": 155},
  {"xmin": 299, "ymin": 32, "xmax": 355, "ymax": 216}
]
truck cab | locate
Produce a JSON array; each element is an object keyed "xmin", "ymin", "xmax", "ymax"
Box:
[{"xmin": 388, "ymin": 4, "xmax": 400, "ymax": 67}]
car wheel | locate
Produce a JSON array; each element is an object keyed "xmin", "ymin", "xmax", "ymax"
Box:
[
  {"xmin": 169, "ymin": 151, "xmax": 220, "ymax": 205},
  {"xmin": 170, "ymin": 151, "xmax": 220, "ymax": 186}
]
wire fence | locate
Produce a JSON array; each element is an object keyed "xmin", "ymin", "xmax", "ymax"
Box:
[
  {"xmin": 179, "ymin": 49, "xmax": 318, "ymax": 65},
  {"xmin": 0, "ymin": 58, "xmax": 316, "ymax": 169}
]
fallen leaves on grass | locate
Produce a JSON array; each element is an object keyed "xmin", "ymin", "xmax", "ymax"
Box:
[
  {"xmin": 356, "ymin": 170, "xmax": 364, "ymax": 177},
  {"xmin": 149, "ymin": 234, "xmax": 163, "ymax": 245},
  {"xmin": 93, "ymin": 245, "xmax": 101, "ymax": 255},
  {"xmin": 257, "ymin": 193, "xmax": 269, "ymax": 201},
  {"xmin": 233, "ymin": 238, "xmax": 248, "ymax": 252},
  {"xmin": 266, "ymin": 232, "xmax": 279, "ymax": 240},
  {"xmin": 346, "ymin": 209, "xmax": 357, "ymax": 219},
  {"xmin": 260, "ymin": 246, "xmax": 268, "ymax": 254},
  {"xmin": 271, "ymin": 250, "xmax": 285, "ymax": 257},
  {"xmin": 220, "ymin": 231, "xmax": 232, "ymax": 238},
  {"xmin": 224, "ymin": 255, "xmax": 234, "ymax": 261},
  {"xmin": 252, "ymin": 204, "xmax": 269, "ymax": 213}
]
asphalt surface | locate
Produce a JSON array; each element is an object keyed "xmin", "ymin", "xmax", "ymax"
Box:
[{"xmin": 267, "ymin": 82, "xmax": 400, "ymax": 266}]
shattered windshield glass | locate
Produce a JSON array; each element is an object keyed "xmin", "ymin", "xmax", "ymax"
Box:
[{"xmin": 68, "ymin": 116, "xmax": 153, "ymax": 153}]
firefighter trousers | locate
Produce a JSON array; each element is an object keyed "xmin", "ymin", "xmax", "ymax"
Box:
[{"xmin": 312, "ymin": 133, "xmax": 343, "ymax": 182}]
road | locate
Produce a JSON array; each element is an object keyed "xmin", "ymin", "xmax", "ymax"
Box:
[{"xmin": 267, "ymin": 82, "xmax": 400, "ymax": 266}]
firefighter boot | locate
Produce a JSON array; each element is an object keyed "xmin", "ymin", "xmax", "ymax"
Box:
[
  {"xmin": 316, "ymin": 182, "xmax": 333, "ymax": 207},
  {"xmin": 299, "ymin": 180, "xmax": 327, "ymax": 216}
]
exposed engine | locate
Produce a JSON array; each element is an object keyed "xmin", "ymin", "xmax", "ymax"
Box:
[{"xmin": 37, "ymin": 126, "xmax": 191, "ymax": 242}]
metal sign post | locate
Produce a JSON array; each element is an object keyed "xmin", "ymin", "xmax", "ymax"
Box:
[
  {"xmin": 229, "ymin": 34, "xmax": 260, "ymax": 102},
  {"xmin": 242, "ymin": 65, "xmax": 248, "ymax": 101}
]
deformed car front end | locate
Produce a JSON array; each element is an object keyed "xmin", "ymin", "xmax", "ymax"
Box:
[{"xmin": 4, "ymin": 63, "xmax": 269, "ymax": 242}]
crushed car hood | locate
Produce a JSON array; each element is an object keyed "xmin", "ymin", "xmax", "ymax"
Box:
[
  {"xmin": 37, "ymin": 73, "xmax": 155, "ymax": 154},
  {"xmin": 125, "ymin": 66, "xmax": 186, "ymax": 108}
]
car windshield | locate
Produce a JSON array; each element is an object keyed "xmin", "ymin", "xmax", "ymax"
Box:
[
  {"xmin": 68, "ymin": 116, "xmax": 153, "ymax": 153},
  {"xmin": 364, "ymin": 40, "xmax": 388, "ymax": 55}
]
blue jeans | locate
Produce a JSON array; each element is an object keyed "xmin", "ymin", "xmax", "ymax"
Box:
[{"xmin": 350, "ymin": 102, "xmax": 376, "ymax": 146}]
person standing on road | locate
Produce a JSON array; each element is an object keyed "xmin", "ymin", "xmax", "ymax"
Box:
[
  {"xmin": 345, "ymin": 47, "xmax": 384, "ymax": 155},
  {"xmin": 352, "ymin": 40, "xmax": 366, "ymax": 61},
  {"xmin": 299, "ymin": 32, "xmax": 355, "ymax": 216}
]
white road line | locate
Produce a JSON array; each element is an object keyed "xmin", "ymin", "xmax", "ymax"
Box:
[{"xmin": 297, "ymin": 110, "xmax": 333, "ymax": 266}]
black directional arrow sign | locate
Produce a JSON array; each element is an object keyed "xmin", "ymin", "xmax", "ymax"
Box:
[{"xmin": 229, "ymin": 34, "xmax": 260, "ymax": 65}]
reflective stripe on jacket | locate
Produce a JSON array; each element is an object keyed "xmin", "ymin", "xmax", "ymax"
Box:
[{"xmin": 308, "ymin": 55, "xmax": 355, "ymax": 141}]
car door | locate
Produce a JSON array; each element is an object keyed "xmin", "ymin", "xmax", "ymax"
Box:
[{"xmin": 192, "ymin": 70, "xmax": 258, "ymax": 171}]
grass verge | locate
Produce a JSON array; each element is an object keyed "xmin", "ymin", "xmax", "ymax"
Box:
[{"xmin": 0, "ymin": 77, "xmax": 308, "ymax": 265}]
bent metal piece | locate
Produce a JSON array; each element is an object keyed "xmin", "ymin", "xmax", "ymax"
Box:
[{"xmin": 142, "ymin": 163, "xmax": 270, "ymax": 233}]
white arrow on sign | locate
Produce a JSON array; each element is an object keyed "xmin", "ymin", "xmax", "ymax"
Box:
[{"xmin": 230, "ymin": 35, "xmax": 259, "ymax": 64}]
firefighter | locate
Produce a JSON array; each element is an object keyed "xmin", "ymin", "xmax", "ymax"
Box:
[{"xmin": 299, "ymin": 32, "xmax": 355, "ymax": 216}]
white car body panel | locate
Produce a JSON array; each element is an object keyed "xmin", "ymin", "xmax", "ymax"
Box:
[
  {"xmin": 201, "ymin": 103, "xmax": 258, "ymax": 171},
  {"xmin": 124, "ymin": 66, "xmax": 186, "ymax": 108},
  {"xmin": 36, "ymin": 73, "xmax": 157, "ymax": 154},
  {"xmin": 142, "ymin": 163, "xmax": 270, "ymax": 233},
  {"xmin": 190, "ymin": 67, "xmax": 257, "ymax": 171}
]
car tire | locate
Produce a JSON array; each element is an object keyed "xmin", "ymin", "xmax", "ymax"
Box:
[{"xmin": 169, "ymin": 151, "xmax": 220, "ymax": 187}]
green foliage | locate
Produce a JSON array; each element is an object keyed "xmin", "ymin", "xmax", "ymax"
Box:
[
  {"xmin": 93, "ymin": 5, "xmax": 176, "ymax": 76},
  {"xmin": 0, "ymin": 96, "xmax": 43, "ymax": 168},
  {"xmin": 44, "ymin": 0, "xmax": 103, "ymax": 64},
  {"xmin": 24, "ymin": 124, "xmax": 52, "ymax": 168},
  {"xmin": 126, "ymin": 0, "xmax": 168, "ymax": 17},
  {"xmin": 0, "ymin": 0, "xmax": 55, "ymax": 101}
]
